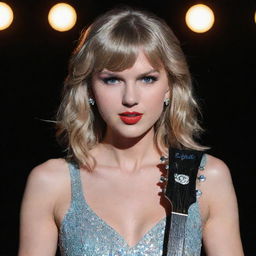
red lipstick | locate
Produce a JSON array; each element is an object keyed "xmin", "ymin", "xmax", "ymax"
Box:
[{"xmin": 118, "ymin": 112, "xmax": 143, "ymax": 125}]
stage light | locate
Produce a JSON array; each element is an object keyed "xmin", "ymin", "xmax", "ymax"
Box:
[
  {"xmin": 0, "ymin": 2, "xmax": 14, "ymax": 30},
  {"xmin": 185, "ymin": 4, "xmax": 215, "ymax": 33},
  {"xmin": 48, "ymin": 3, "xmax": 77, "ymax": 32}
]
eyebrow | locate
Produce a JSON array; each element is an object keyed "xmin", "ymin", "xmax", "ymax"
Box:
[{"xmin": 98, "ymin": 69, "xmax": 160, "ymax": 78}]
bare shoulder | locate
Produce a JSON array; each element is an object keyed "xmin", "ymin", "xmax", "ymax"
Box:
[
  {"xmin": 25, "ymin": 158, "xmax": 70, "ymax": 198},
  {"xmin": 202, "ymin": 154, "xmax": 236, "ymax": 206},
  {"xmin": 28, "ymin": 158, "xmax": 68, "ymax": 181},
  {"xmin": 204, "ymin": 154, "xmax": 233, "ymax": 185},
  {"xmin": 201, "ymin": 155, "xmax": 244, "ymax": 255},
  {"xmin": 19, "ymin": 159, "xmax": 70, "ymax": 256}
]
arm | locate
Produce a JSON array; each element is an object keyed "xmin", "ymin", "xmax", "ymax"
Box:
[
  {"xmin": 18, "ymin": 160, "xmax": 61, "ymax": 256},
  {"xmin": 202, "ymin": 156, "xmax": 244, "ymax": 256}
]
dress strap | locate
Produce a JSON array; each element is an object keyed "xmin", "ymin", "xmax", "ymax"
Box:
[
  {"xmin": 67, "ymin": 161, "xmax": 84, "ymax": 203},
  {"xmin": 199, "ymin": 154, "xmax": 207, "ymax": 170}
]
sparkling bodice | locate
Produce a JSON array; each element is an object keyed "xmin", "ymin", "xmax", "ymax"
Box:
[{"xmin": 59, "ymin": 162, "xmax": 202, "ymax": 256}]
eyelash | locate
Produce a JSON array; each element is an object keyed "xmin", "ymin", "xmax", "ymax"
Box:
[
  {"xmin": 141, "ymin": 76, "xmax": 158, "ymax": 84},
  {"xmin": 102, "ymin": 77, "xmax": 120, "ymax": 85},
  {"xmin": 102, "ymin": 76, "xmax": 158, "ymax": 85}
]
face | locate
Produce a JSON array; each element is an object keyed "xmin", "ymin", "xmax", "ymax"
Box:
[{"xmin": 91, "ymin": 50, "xmax": 170, "ymax": 140}]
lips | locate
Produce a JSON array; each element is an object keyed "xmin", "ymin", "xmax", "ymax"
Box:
[{"xmin": 118, "ymin": 112, "xmax": 143, "ymax": 125}]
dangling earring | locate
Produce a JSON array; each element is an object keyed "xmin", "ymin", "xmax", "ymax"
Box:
[
  {"xmin": 164, "ymin": 98, "xmax": 170, "ymax": 106},
  {"xmin": 88, "ymin": 97, "xmax": 95, "ymax": 106}
]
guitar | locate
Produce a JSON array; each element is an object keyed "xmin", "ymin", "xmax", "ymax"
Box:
[{"xmin": 161, "ymin": 148, "xmax": 203, "ymax": 256}]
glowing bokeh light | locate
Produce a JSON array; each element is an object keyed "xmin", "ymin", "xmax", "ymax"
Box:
[
  {"xmin": 48, "ymin": 3, "xmax": 77, "ymax": 32},
  {"xmin": 185, "ymin": 4, "xmax": 215, "ymax": 33},
  {"xmin": 0, "ymin": 2, "xmax": 14, "ymax": 30}
]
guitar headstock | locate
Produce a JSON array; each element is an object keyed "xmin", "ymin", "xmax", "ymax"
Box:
[{"xmin": 160, "ymin": 148, "xmax": 203, "ymax": 215}]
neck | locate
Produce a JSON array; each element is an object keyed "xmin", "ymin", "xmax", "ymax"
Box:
[{"xmin": 98, "ymin": 127, "xmax": 162, "ymax": 172}]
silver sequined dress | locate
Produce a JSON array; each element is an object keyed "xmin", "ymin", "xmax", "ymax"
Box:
[{"xmin": 59, "ymin": 162, "xmax": 203, "ymax": 256}]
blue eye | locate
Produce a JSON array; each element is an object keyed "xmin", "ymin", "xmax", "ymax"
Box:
[
  {"xmin": 102, "ymin": 77, "xmax": 120, "ymax": 85},
  {"xmin": 142, "ymin": 76, "xmax": 158, "ymax": 84}
]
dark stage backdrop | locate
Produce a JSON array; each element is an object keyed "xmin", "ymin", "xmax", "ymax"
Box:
[{"xmin": 0, "ymin": 0, "xmax": 255, "ymax": 255}]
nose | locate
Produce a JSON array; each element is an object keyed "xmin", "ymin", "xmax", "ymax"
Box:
[{"xmin": 122, "ymin": 82, "xmax": 139, "ymax": 107}]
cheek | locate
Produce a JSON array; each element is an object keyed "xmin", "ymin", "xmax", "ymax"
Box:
[
  {"xmin": 144, "ymin": 86, "xmax": 169, "ymax": 119},
  {"xmin": 152, "ymin": 97, "xmax": 165, "ymax": 116},
  {"xmin": 145, "ymin": 88, "xmax": 166, "ymax": 107},
  {"xmin": 94, "ymin": 90, "xmax": 120, "ymax": 120}
]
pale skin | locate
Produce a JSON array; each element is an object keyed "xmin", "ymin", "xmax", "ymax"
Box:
[{"xmin": 18, "ymin": 51, "xmax": 244, "ymax": 256}]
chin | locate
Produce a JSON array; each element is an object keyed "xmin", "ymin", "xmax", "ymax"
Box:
[{"xmin": 111, "ymin": 125, "xmax": 154, "ymax": 140}]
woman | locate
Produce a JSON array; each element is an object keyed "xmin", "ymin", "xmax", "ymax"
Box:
[{"xmin": 18, "ymin": 6, "xmax": 244, "ymax": 256}]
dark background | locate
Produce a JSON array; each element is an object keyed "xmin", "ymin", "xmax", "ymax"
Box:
[{"xmin": 0, "ymin": 0, "xmax": 255, "ymax": 255}]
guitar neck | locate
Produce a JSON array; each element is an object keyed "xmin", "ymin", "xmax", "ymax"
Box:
[
  {"xmin": 161, "ymin": 148, "xmax": 203, "ymax": 256},
  {"xmin": 167, "ymin": 213, "xmax": 187, "ymax": 256}
]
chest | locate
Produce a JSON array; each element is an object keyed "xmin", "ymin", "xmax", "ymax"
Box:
[
  {"xmin": 79, "ymin": 166, "xmax": 171, "ymax": 246},
  {"xmin": 56, "ymin": 163, "xmax": 208, "ymax": 250},
  {"xmin": 58, "ymin": 165, "xmax": 203, "ymax": 255},
  {"xmin": 59, "ymin": 191, "xmax": 202, "ymax": 256}
]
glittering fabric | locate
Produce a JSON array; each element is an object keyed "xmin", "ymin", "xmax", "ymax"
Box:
[{"xmin": 59, "ymin": 161, "xmax": 204, "ymax": 256}]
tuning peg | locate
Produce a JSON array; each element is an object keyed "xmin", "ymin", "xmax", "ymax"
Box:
[
  {"xmin": 197, "ymin": 175, "xmax": 206, "ymax": 182},
  {"xmin": 159, "ymin": 176, "xmax": 167, "ymax": 183},
  {"xmin": 196, "ymin": 189, "xmax": 202, "ymax": 197},
  {"xmin": 160, "ymin": 156, "xmax": 168, "ymax": 163}
]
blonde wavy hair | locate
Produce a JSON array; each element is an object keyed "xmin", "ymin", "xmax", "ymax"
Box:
[{"xmin": 56, "ymin": 6, "xmax": 208, "ymax": 170}]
